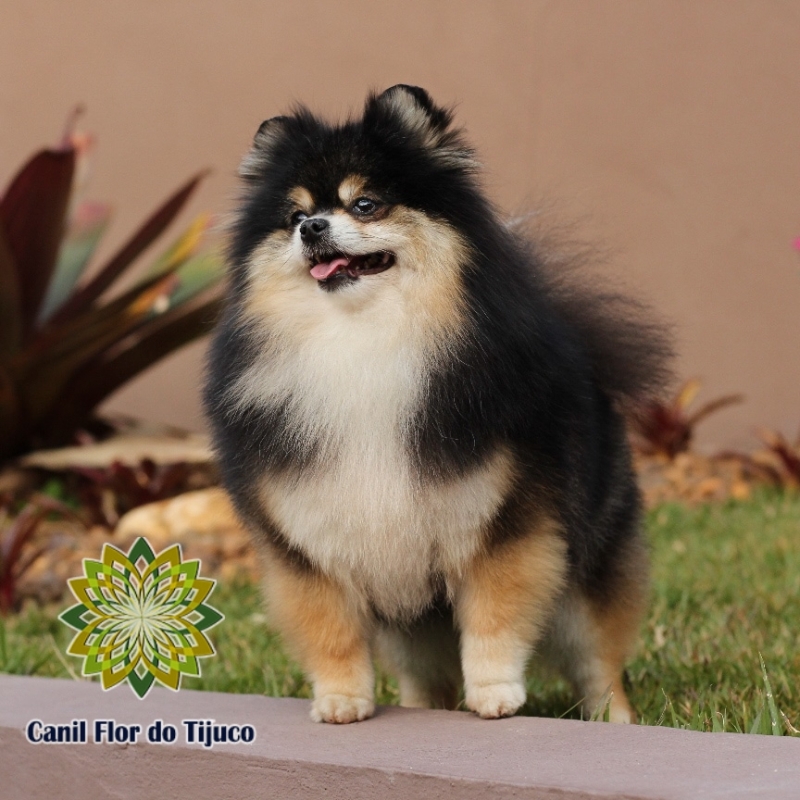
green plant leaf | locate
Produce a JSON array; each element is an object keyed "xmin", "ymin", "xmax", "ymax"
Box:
[
  {"xmin": 711, "ymin": 708, "xmax": 722, "ymax": 732},
  {"xmin": 669, "ymin": 693, "xmax": 680, "ymax": 728},
  {"xmin": 759, "ymin": 654, "xmax": 783, "ymax": 736},
  {"xmin": 749, "ymin": 706, "xmax": 765, "ymax": 735},
  {"xmin": 47, "ymin": 171, "xmax": 208, "ymax": 326},
  {"xmin": 143, "ymin": 212, "xmax": 212, "ymax": 280},
  {"xmin": 38, "ymin": 201, "xmax": 112, "ymax": 324},
  {"xmin": 0, "ymin": 149, "xmax": 76, "ymax": 337},
  {"xmin": 160, "ymin": 249, "xmax": 223, "ymax": 312}
]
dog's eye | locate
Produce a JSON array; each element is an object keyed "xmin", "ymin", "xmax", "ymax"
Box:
[
  {"xmin": 352, "ymin": 197, "xmax": 378, "ymax": 216},
  {"xmin": 290, "ymin": 210, "xmax": 308, "ymax": 226}
]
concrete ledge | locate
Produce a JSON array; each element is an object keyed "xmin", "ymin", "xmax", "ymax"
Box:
[{"xmin": 1, "ymin": 675, "xmax": 798, "ymax": 799}]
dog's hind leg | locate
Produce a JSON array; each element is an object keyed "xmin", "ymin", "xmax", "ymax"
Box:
[
  {"xmin": 543, "ymin": 540, "xmax": 648, "ymax": 724},
  {"xmin": 374, "ymin": 605, "xmax": 462, "ymax": 710}
]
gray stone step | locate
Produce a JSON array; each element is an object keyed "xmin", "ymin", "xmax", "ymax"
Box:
[{"xmin": 1, "ymin": 674, "xmax": 798, "ymax": 799}]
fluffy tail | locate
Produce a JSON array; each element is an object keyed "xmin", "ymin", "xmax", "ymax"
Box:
[{"xmin": 522, "ymin": 226, "xmax": 674, "ymax": 407}]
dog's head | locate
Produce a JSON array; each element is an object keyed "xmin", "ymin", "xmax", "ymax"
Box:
[{"xmin": 232, "ymin": 86, "xmax": 485, "ymax": 327}]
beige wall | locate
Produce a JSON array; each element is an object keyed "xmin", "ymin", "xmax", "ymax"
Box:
[{"xmin": 2, "ymin": 1, "xmax": 799, "ymax": 449}]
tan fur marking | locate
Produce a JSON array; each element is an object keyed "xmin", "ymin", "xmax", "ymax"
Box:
[
  {"xmin": 288, "ymin": 186, "xmax": 315, "ymax": 214},
  {"xmin": 239, "ymin": 120, "xmax": 288, "ymax": 179},
  {"xmin": 541, "ymin": 540, "xmax": 647, "ymax": 724},
  {"xmin": 260, "ymin": 547, "xmax": 374, "ymax": 723},
  {"xmin": 241, "ymin": 229, "xmax": 296, "ymax": 329},
  {"xmin": 458, "ymin": 519, "xmax": 568, "ymax": 718},
  {"xmin": 587, "ymin": 609, "xmax": 638, "ymax": 723},
  {"xmin": 337, "ymin": 175, "xmax": 367, "ymax": 207},
  {"xmin": 385, "ymin": 206, "xmax": 466, "ymax": 333},
  {"xmin": 378, "ymin": 88, "xmax": 476, "ymax": 168},
  {"xmin": 460, "ymin": 520, "xmax": 567, "ymax": 637},
  {"xmin": 238, "ymin": 207, "xmax": 467, "ymax": 351},
  {"xmin": 380, "ymin": 89, "xmax": 443, "ymax": 152},
  {"xmin": 585, "ymin": 544, "xmax": 648, "ymax": 723}
]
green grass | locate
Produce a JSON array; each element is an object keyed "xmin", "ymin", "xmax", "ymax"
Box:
[
  {"xmin": 2, "ymin": 489, "xmax": 799, "ymax": 734},
  {"xmin": 632, "ymin": 492, "xmax": 800, "ymax": 734}
]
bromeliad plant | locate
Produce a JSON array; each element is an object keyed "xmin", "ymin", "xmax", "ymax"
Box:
[
  {"xmin": 746, "ymin": 428, "xmax": 800, "ymax": 490},
  {"xmin": 0, "ymin": 496, "xmax": 81, "ymax": 614},
  {"xmin": 74, "ymin": 458, "xmax": 208, "ymax": 528},
  {"xmin": 630, "ymin": 378, "xmax": 744, "ymax": 459},
  {"xmin": 0, "ymin": 118, "xmax": 223, "ymax": 462}
]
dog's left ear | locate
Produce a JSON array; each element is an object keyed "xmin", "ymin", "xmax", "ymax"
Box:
[
  {"xmin": 239, "ymin": 115, "xmax": 291, "ymax": 181},
  {"xmin": 365, "ymin": 85, "xmax": 474, "ymax": 165}
]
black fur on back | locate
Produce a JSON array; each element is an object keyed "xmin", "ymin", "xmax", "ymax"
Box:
[{"xmin": 204, "ymin": 85, "xmax": 673, "ymax": 601}]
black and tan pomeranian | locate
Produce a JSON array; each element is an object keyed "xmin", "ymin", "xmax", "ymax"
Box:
[{"xmin": 204, "ymin": 85, "xmax": 670, "ymax": 724}]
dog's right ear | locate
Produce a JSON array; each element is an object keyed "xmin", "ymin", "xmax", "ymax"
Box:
[
  {"xmin": 365, "ymin": 86, "xmax": 453, "ymax": 145},
  {"xmin": 239, "ymin": 116, "xmax": 290, "ymax": 180}
]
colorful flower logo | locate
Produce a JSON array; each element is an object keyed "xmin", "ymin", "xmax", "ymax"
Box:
[{"xmin": 59, "ymin": 537, "xmax": 223, "ymax": 699}]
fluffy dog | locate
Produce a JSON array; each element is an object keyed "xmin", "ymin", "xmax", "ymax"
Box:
[{"xmin": 204, "ymin": 85, "xmax": 670, "ymax": 724}]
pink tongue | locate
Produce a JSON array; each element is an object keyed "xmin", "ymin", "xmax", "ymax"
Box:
[{"xmin": 310, "ymin": 257, "xmax": 350, "ymax": 280}]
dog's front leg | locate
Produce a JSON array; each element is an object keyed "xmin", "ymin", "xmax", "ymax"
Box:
[
  {"xmin": 262, "ymin": 550, "xmax": 374, "ymax": 723},
  {"xmin": 456, "ymin": 520, "xmax": 568, "ymax": 719}
]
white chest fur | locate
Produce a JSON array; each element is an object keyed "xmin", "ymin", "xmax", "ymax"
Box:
[
  {"xmin": 231, "ymin": 283, "xmax": 512, "ymax": 619},
  {"xmin": 261, "ymin": 435, "xmax": 512, "ymax": 619}
]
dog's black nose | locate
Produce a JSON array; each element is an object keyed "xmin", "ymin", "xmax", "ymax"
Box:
[{"xmin": 299, "ymin": 217, "xmax": 329, "ymax": 242}]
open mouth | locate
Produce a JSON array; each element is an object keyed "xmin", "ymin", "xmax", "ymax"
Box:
[{"xmin": 309, "ymin": 251, "xmax": 395, "ymax": 289}]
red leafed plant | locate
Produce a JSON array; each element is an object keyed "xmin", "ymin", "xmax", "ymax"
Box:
[
  {"xmin": 715, "ymin": 427, "xmax": 800, "ymax": 490},
  {"xmin": 755, "ymin": 428, "xmax": 800, "ymax": 488},
  {"xmin": 630, "ymin": 378, "xmax": 744, "ymax": 459},
  {"xmin": 73, "ymin": 458, "xmax": 204, "ymax": 528},
  {"xmin": 0, "ymin": 496, "xmax": 81, "ymax": 614},
  {"xmin": 0, "ymin": 111, "xmax": 224, "ymax": 463}
]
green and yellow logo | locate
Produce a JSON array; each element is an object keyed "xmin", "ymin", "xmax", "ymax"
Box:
[{"xmin": 59, "ymin": 537, "xmax": 223, "ymax": 699}]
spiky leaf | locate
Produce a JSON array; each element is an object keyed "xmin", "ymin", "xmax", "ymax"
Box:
[
  {"xmin": 14, "ymin": 274, "xmax": 182, "ymax": 425},
  {"xmin": 159, "ymin": 249, "xmax": 223, "ymax": 312},
  {"xmin": 38, "ymin": 201, "xmax": 112, "ymax": 324},
  {"xmin": 40, "ymin": 291, "xmax": 223, "ymax": 444},
  {"xmin": 0, "ymin": 224, "xmax": 22, "ymax": 360},
  {"xmin": 0, "ymin": 149, "xmax": 76, "ymax": 336},
  {"xmin": 144, "ymin": 212, "xmax": 212, "ymax": 280},
  {"xmin": 47, "ymin": 171, "xmax": 208, "ymax": 325}
]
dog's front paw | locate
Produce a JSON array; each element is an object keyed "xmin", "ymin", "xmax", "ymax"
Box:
[
  {"xmin": 465, "ymin": 682, "xmax": 526, "ymax": 719},
  {"xmin": 310, "ymin": 694, "xmax": 375, "ymax": 724}
]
